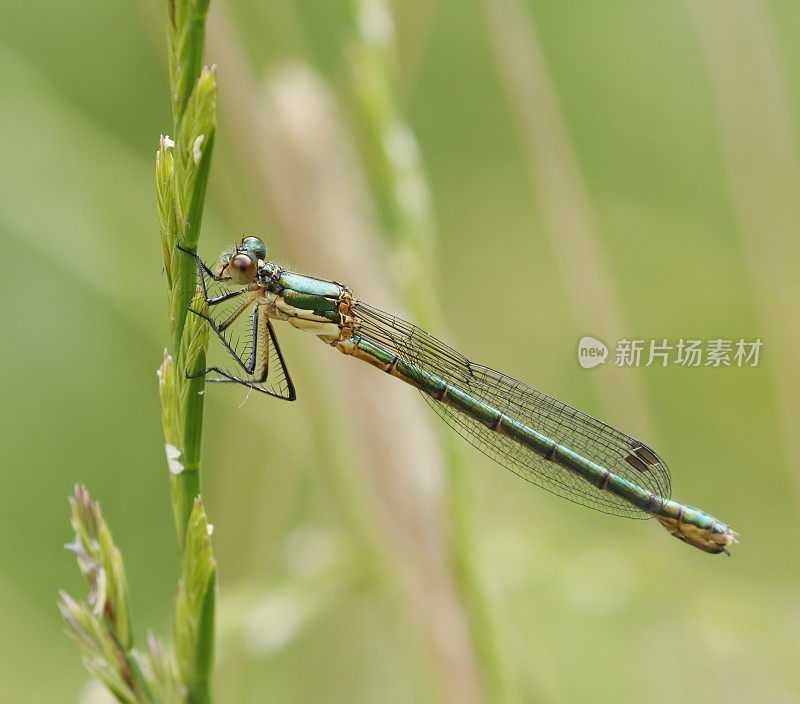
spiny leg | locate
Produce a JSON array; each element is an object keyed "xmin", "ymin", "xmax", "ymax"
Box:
[
  {"xmin": 223, "ymin": 314, "xmax": 296, "ymax": 399},
  {"xmin": 188, "ymin": 308, "xmax": 296, "ymax": 400},
  {"xmin": 176, "ymin": 242, "xmax": 247, "ymax": 307},
  {"xmin": 176, "ymin": 242, "xmax": 228, "ymax": 281},
  {"xmin": 178, "ymin": 245, "xmax": 279, "ymax": 387},
  {"xmin": 205, "ymin": 288, "xmax": 245, "ymax": 307},
  {"xmin": 177, "ymin": 242, "xmax": 297, "ymax": 400},
  {"xmin": 178, "ymin": 243, "xmax": 259, "ymax": 373},
  {"xmin": 187, "ymin": 294, "xmax": 259, "ymax": 375},
  {"xmin": 242, "ymin": 302, "xmax": 268, "ymax": 378},
  {"xmin": 215, "ymin": 292, "xmax": 259, "ymax": 333},
  {"xmin": 189, "ymin": 304, "xmax": 270, "ymax": 383}
]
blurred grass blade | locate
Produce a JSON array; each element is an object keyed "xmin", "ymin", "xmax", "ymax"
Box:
[
  {"xmin": 689, "ymin": 0, "xmax": 800, "ymax": 506},
  {"xmin": 481, "ymin": 0, "xmax": 655, "ymax": 440},
  {"xmin": 342, "ymin": 3, "xmax": 504, "ymax": 701}
]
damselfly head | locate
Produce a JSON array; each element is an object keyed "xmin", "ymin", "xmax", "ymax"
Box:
[
  {"xmin": 226, "ymin": 236, "xmax": 267, "ymax": 284},
  {"xmin": 228, "ymin": 251, "xmax": 258, "ymax": 284},
  {"xmin": 214, "ymin": 236, "xmax": 268, "ymax": 283}
]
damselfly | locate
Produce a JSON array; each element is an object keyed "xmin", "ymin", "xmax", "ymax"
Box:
[{"xmin": 179, "ymin": 237, "xmax": 737, "ymax": 555}]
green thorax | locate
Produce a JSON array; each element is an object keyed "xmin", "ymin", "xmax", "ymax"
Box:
[{"xmin": 260, "ymin": 262, "xmax": 344, "ymax": 322}]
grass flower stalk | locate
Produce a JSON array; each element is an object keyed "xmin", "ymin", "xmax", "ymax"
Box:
[
  {"xmin": 157, "ymin": 0, "xmax": 215, "ymax": 546},
  {"xmin": 157, "ymin": 1, "xmax": 218, "ymax": 702}
]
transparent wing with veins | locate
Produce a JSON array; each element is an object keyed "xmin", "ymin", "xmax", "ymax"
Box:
[{"xmin": 354, "ymin": 301, "xmax": 671, "ymax": 518}]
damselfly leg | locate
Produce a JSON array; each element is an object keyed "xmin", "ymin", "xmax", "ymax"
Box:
[{"xmin": 176, "ymin": 242, "xmax": 296, "ymax": 400}]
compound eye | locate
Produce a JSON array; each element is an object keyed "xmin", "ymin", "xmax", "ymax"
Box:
[
  {"xmin": 241, "ymin": 236, "xmax": 267, "ymax": 262},
  {"xmin": 229, "ymin": 252, "xmax": 257, "ymax": 284}
]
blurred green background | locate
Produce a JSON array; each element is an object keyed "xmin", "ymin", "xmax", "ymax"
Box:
[{"xmin": 2, "ymin": 0, "xmax": 799, "ymax": 702}]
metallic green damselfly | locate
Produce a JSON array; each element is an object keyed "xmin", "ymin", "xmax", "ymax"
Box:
[{"xmin": 180, "ymin": 236, "xmax": 737, "ymax": 555}]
